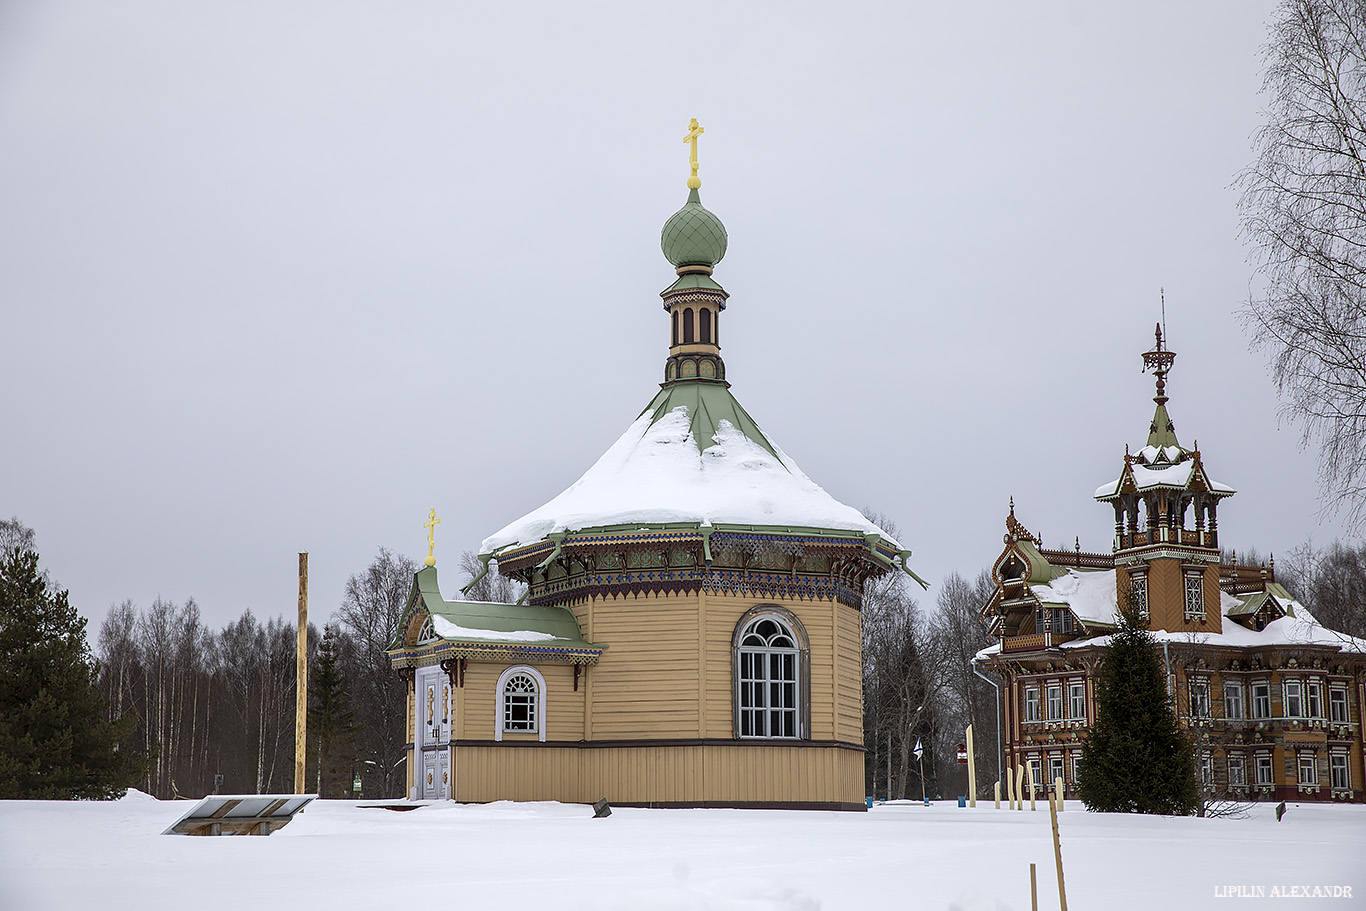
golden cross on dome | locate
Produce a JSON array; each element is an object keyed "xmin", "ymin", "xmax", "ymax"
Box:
[
  {"xmin": 684, "ymin": 118, "xmax": 704, "ymax": 189},
  {"xmin": 423, "ymin": 508, "xmax": 441, "ymax": 567}
]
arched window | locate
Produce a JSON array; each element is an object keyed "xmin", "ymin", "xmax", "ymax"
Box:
[
  {"xmin": 683, "ymin": 307, "xmax": 695, "ymax": 343},
  {"xmin": 733, "ymin": 607, "xmax": 809, "ymax": 739},
  {"xmin": 672, "ymin": 309, "xmax": 679, "ymax": 346},
  {"xmin": 416, "ymin": 616, "xmax": 438, "ymax": 645},
  {"xmin": 699, "ymin": 308, "xmax": 712, "ymax": 344},
  {"xmin": 495, "ymin": 665, "xmax": 547, "ymax": 741}
]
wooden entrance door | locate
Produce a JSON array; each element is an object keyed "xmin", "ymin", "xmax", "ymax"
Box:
[{"xmin": 415, "ymin": 666, "xmax": 451, "ymax": 800}]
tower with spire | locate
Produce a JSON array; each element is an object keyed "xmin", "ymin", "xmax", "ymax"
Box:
[
  {"xmin": 386, "ymin": 123, "xmax": 923, "ymax": 810},
  {"xmin": 1092, "ymin": 324, "xmax": 1235, "ymax": 633},
  {"xmin": 975, "ymin": 321, "xmax": 1366, "ymax": 806}
]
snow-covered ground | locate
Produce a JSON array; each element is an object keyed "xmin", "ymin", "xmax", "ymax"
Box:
[{"xmin": 2, "ymin": 794, "xmax": 1361, "ymax": 910}]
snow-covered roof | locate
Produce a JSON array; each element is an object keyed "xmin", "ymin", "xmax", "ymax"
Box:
[
  {"xmin": 429, "ymin": 615, "xmax": 560, "ymax": 644},
  {"xmin": 1092, "ymin": 451, "xmax": 1234, "ymax": 498},
  {"xmin": 1030, "ymin": 568, "xmax": 1118, "ymax": 626},
  {"xmin": 976, "ymin": 583, "xmax": 1366, "ymax": 660},
  {"xmin": 390, "ymin": 567, "xmax": 601, "ymax": 652},
  {"xmin": 481, "ymin": 386, "xmax": 894, "ymax": 554}
]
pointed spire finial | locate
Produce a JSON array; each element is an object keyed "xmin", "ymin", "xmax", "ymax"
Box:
[
  {"xmin": 1142, "ymin": 312, "xmax": 1177, "ymax": 406},
  {"xmin": 1009, "ymin": 495, "xmax": 1015, "ymax": 517}
]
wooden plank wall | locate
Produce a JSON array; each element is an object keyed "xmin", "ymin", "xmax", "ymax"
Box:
[
  {"xmin": 450, "ymin": 743, "xmax": 864, "ymax": 806},
  {"xmin": 570, "ymin": 590, "xmax": 865, "ymax": 743}
]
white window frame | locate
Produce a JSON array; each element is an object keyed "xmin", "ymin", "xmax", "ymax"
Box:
[
  {"xmin": 1255, "ymin": 753, "xmax": 1274, "ymax": 786},
  {"xmin": 1199, "ymin": 751, "xmax": 1212, "ymax": 786},
  {"xmin": 1046, "ymin": 683, "xmax": 1063, "ymax": 721},
  {"xmin": 1330, "ymin": 687, "xmax": 1349, "ymax": 723},
  {"xmin": 1068, "ymin": 682, "xmax": 1086, "ymax": 720},
  {"xmin": 735, "ymin": 611, "xmax": 805, "ymax": 739},
  {"xmin": 1024, "ymin": 685, "xmax": 1041, "ymax": 723},
  {"xmin": 1228, "ymin": 753, "xmax": 1246, "ymax": 787},
  {"xmin": 1183, "ymin": 572, "xmax": 1204, "ymax": 620},
  {"xmin": 1049, "ymin": 754, "xmax": 1064, "ymax": 786},
  {"xmin": 1284, "ymin": 680, "xmax": 1303, "ymax": 718},
  {"xmin": 495, "ymin": 665, "xmax": 547, "ymax": 742},
  {"xmin": 1298, "ymin": 752, "xmax": 1317, "ymax": 786},
  {"xmin": 1224, "ymin": 681, "xmax": 1244, "ymax": 720},
  {"xmin": 1189, "ymin": 679, "xmax": 1210, "ymax": 719},
  {"xmin": 1027, "ymin": 758, "xmax": 1042, "ymax": 793},
  {"xmin": 1307, "ymin": 681, "xmax": 1323, "ymax": 719},
  {"xmin": 1330, "ymin": 753, "xmax": 1350, "ymax": 790},
  {"xmin": 1252, "ymin": 682, "xmax": 1271, "ymax": 719}
]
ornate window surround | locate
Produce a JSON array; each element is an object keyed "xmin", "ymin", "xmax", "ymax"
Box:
[
  {"xmin": 732, "ymin": 604, "xmax": 811, "ymax": 740},
  {"xmin": 1183, "ymin": 569, "xmax": 1204, "ymax": 621},
  {"xmin": 495, "ymin": 665, "xmax": 547, "ymax": 742}
]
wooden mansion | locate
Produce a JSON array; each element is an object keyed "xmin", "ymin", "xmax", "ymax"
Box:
[{"xmin": 976, "ymin": 328, "xmax": 1366, "ymax": 804}]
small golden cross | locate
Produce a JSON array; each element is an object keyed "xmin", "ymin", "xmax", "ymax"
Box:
[
  {"xmin": 424, "ymin": 508, "xmax": 441, "ymax": 567},
  {"xmin": 683, "ymin": 118, "xmax": 704, "ymax": 189}
]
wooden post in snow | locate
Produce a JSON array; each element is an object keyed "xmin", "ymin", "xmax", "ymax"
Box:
[
  {"xmin": 1016, "ymin": 764, "xmax": 1026, "ymax": 811},
  {"xmin": 1054, "ymin": 776, "xmax": 1064, "ymax": 811},
  {"xmin": 295, "ymin": 553, "xmax": 308, "ymax": 794},
  {"xmin": 994, "ymin": 779, "xmax": 1001, "ymax": 810},
  {"xmin": 1027, "ymin": 762, "xmax": 1037, "ymax": 811},
  {"xmin": 1029, "ymin": 862, "xmax": 1038, "ymax": 911},
  {"xmin": 1049, "ymin": 788, "xmax": 1069, "ymax": 911}
]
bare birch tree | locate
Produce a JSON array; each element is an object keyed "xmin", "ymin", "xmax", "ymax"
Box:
[
  {"xmin": 336, "ymin": 547, "xmax": 418, "ymax": 797},
  {"xmin": 1240, "ymin": 0, "xmax": 1366, "ymax": 525}
]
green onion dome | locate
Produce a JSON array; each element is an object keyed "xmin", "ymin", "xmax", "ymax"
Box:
[{"xmin": 661, "ymin": 187, "xmax": 728, "ymax": 268}]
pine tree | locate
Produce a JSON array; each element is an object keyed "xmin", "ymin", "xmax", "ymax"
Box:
[
  {"xmin": 0, "ymin": 548, "xmax": 145, "ymax": 799},
  {"xmin": 1077, "ymin": 597, "xmax": 1198, "ymax": 815},
  {"xmin": 308, "ymin": 625, "xmax": 359, "ymax": 798}
]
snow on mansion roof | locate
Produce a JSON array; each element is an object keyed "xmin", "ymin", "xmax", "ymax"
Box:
[
  {"xmin": 1092, "ymin": 448, "xmax": 1235, "ymax": 499},
  {"xmin": 1030, "ymin": 568, "xmax": 1117, "ymax": 626},
  {"xmin": 480, "ymin": 390, "xmax": 893, "ymax": 555},
  {"xmin": 980, "ymin": 569, "xmax": 1366, "ymax": 658}
]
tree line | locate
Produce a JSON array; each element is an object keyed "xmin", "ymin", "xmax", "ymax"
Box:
[{"xmin": 7, "ymin": 509, "xmax": 1365, "ymax": 802}]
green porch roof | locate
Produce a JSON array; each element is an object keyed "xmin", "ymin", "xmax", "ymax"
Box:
[{"xmin": 393, "ymin": 567, "xmax": 600, "ymax": 650}]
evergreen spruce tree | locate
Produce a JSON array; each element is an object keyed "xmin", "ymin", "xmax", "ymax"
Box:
[
  {"xmin": 1077, "ymin": 596, "xmax": 1198, "ymax": 815},
  {"xmin": 309, "ymin": 625, "xmax": 359, "ymax": 798},
  {"xmin": 0, "ymin": 548, "xmax": 145, "ymax": 799}
]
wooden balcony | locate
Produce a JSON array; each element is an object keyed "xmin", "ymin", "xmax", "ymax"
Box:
[{"xmin": 1003, "ymin": 632, "xmax": 1050, "ymax": 653}]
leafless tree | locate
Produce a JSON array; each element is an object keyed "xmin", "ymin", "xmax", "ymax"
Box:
[
  {"xmin": 860, "ymin": 512, "xmax": 946, "ymax": 800},
  {"xmin": 1279, "ymin": 537, "xmax": 1366, "ymax": 636},
  {"xmin": 458, "ymin": 550, "xmax": 526, "ymax": 603},
  {"xmin": 1240, "ymin": 0, "xmax": 1366, "ymax": 526},
  {"xmin": 0, "ymin": 516, "xmax": 35, "ymax": 559},
  {"xmin": 335, "ymin": 547, "xmax": 418, "ymax": 797},
  {"xmin": 927, "ymin": 570, "xmax": 1000, "ymax": 797}
]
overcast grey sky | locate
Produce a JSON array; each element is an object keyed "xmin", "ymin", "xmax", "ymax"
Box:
[{"xmin": 2, "ymin": 0, "xmax": 1351, "ymax": 633}]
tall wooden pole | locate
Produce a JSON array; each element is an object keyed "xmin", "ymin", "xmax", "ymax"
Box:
[
  {"xmin": 966, "ymin": 724, "xmax": 976, "ymax": 807},
  {"xmin": 295, "ymin": 553, "xmax": 308, "ymax": 794}
]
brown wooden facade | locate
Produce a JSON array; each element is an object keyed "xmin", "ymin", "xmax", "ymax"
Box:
[{"xmin": 978, "ymin": 330, "xmax": 1366, "ymax": 805}]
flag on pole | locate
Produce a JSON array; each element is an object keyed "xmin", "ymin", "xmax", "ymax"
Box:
[{"xmin": 913, "ymin": 737, "xmax": 923, "ymax": 761}]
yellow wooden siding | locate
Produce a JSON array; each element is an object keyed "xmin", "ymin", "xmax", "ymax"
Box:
[
  {"xmin": 451, "ymin": 742, "xmax": 864, "ymax": 806},
  {"xmin": 565, "ymin": 590, "xmax": 858, "ymax": 743},
  {"xmin": 579, "ymin": 593, "xmax": 703, "ymax": 737},
  {"xmin": 455, "ymin": 662, "xmax": 585, "ymax": 741},
  {"xmin": 835, "ymin": 603, "xmax": 863, "ymax": 743}
]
